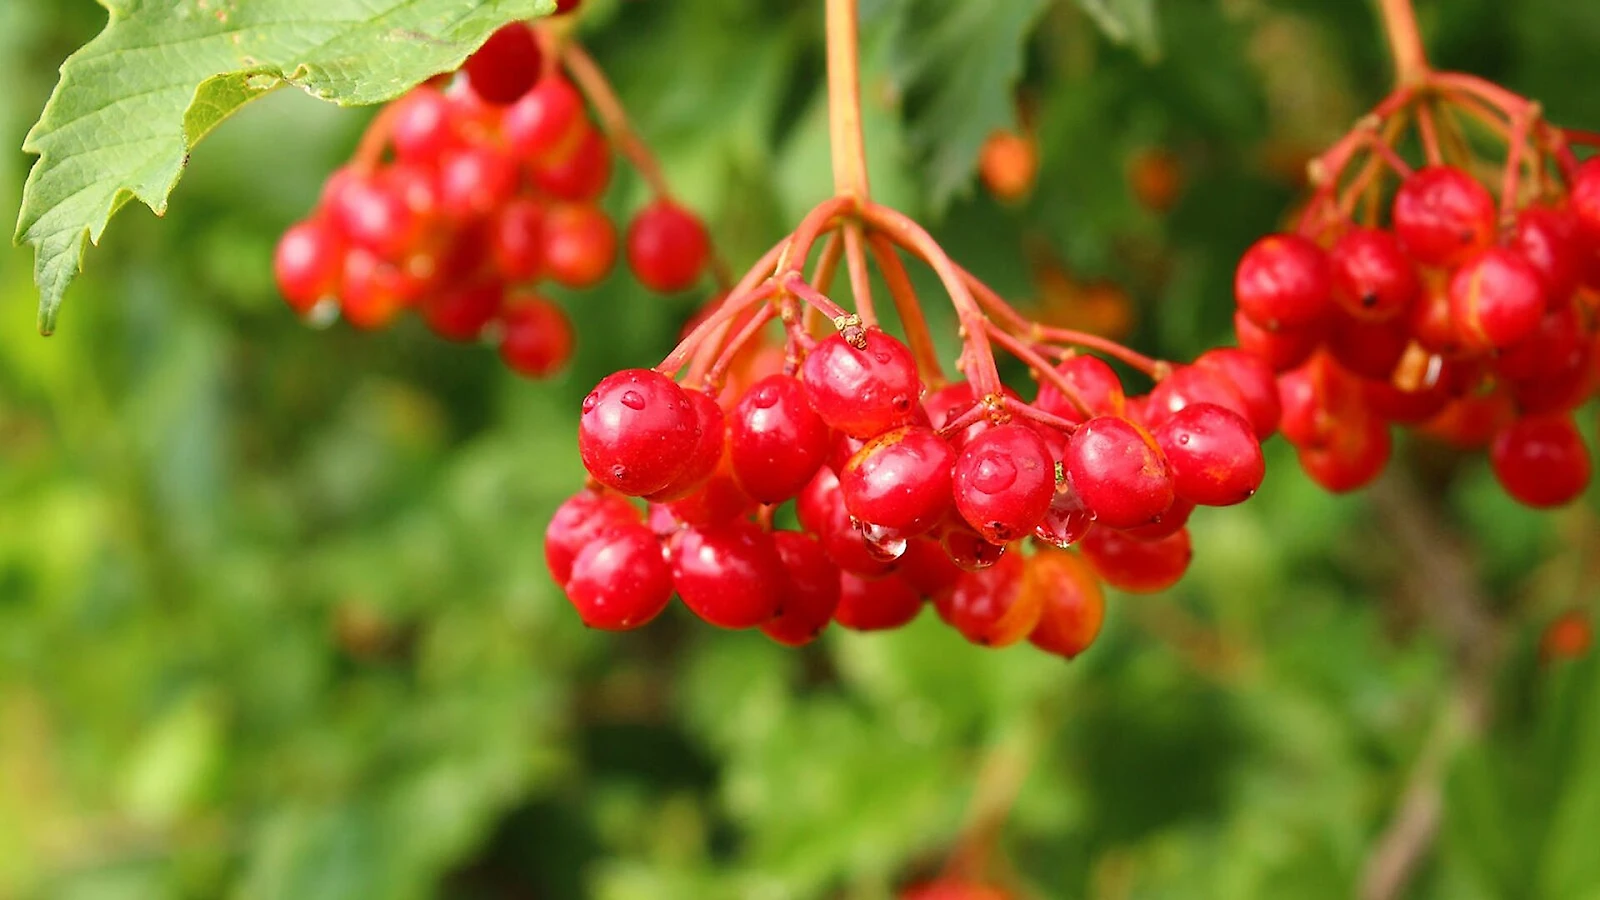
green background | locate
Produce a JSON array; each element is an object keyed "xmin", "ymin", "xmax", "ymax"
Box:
[{"xmin": 4, "ymin": 1, "xmax": 1600, "ymax": 897}]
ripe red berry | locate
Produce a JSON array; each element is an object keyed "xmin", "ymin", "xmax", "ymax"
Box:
[
  {"xmin": 1541, "ymin": 610, "xmax": 1593, "ymax": 663},
  {"xmin": 1034, "ymin": 355, "xmax": 1125, "ymax": 423},
  {"xmin": 761, "ymin": 531, "xmax": 843, "ymax": 646},
  {"xmin": 670, "ymin": 521, "xmax": 785, "ymax": 629},
  {"xmin": 1194, "ymin": 348, "xmax": 1281, "ymax": 439},
  {"xmin": 1080, "ymin": 526, "xmax": 1192, "ymax": 594},
  {"xmin": 1496, "ymin": 307, "xmax": 1587, "ymax": 383},
  {"xmin": 627, "ymin": 200, "xmax": 712, "ymax": 293},
  {"xmin": 1295, "ymin": 415, "xmax": 1391, "ymax": 492},
  {"xmin": 544, "ymin": 489, "xmax": 640, "ymax": 585},
  {"xmin": 1154, "ymin": 403, "xmax": 1265, "ymax": 506},
  {"xmin": 898, "ymin": 537, "xmax": 965, "ymax": 599},
  {"xmin": 1024, "ymin": 550, "xmax": 1106, "ymax": 659},
  {"xmin": 1391, "ymin": 164, "xmax": 1496, "ymax": 268},
  {"xmin": 490, "ymin": 197, "xmax": 545, "ymax": 281},
  {"xmin": 1328, "ymin": 226, "xmax": 1418, "ymax": 321},
  {"xmin": 834, "ymin": 571, "xmax": 924, "ymax": 631},
  {"xmin": 901, "ymin": 880, "xmax": 1013, "ymax": 900},
  {"xmin": 1234, "ymin": 309, "xmax": 1318, "ymax": 372},
  {"xmin": 951, "ymin": 423, "xmax": 1055, "ymax": 544},
  {"xmin": 1143, "ymin": 364, "xmax": 1252, "ymax": 430},
  {"xmin": 564, "ymin": 522, "xmax": 673, "ymax": 630},
  {"xmin": 541, "ymin": 203, "xmax": 617, "ymax": 288},
  {"xmin": 578, "ymin": 368, "xmax": 700, "ymax": 495},
  {"xmin": 1421, "ymin": 390, "xmax": 1516, "ymax": 450},
  {"xmin": 438, "ymin": 144, "xmax": 522, "ymax": 220},
  {"xmin": 1510, "ymin": 205, "xmax": 1583, "ymax": 305},
  {"xmin": 338, "ymin": 247, "xmax": 413, "ymax": 329},
  {"xmin": 1489, "ymin": 414, "xmax": 1592, "ymax": 508},
  {"xmin": 462, "ymin": 23, "xmax": 542, "ymax": 106},
  {"xmin": 498, "ymin": 294, "xmax": 574, "ymax": 378},
  {"xmin": 666, "ymin": 466, "xmax": 755, "ymax": 527},
  {"xmin": 646, "ymin": 389, "xmax": 727, "ymax": 502},
  {"xmin": 1121, "ymin": 496, "xmax": 1195, "ymax": 541},
  {"xmin": 807, "ymin": 474, "xmax": 901, "ymax": 578},
  {"xmin": 935, "ymin": 550, "xmax": 1041, "ymax": 647},
  {"xmin": 728, "ymin": 374, "xmax": 831, "ymax": 504},
  {"xmin": 423, "ymin": 279, "xmax": 503, "ymax": 341},
  {"xmin": 1448, "ymin": 247, "xmax": 1547, "ymax": 350},
  {"xmin": 504, "ymin": 77, "xmax": 587, "ymax": 162},
  {"xmin": 1326, "ymin": 313, "xmax": 1408, "ymax": 381},
  {"xmin": 531, "ymin": 126, "xmax": 612, "ymax": 203},
  {"xmin": 389, "ymin": 86, "xmax": 457, "ymax": 163},
  {"xmin": 329, "ymin": 170, "xmax": 426, "ymax": 260},
  {"xmin": 1063, "ymin": 416, "xmax": 1175, "ymax": 529},
  {"xmin": 802, "ymin": 328, "xmax": 923, "ymax": 438},
  {"xmin": 839, "ymin": 426, "xmax": 956, "ymax": 536},
  {"xmin": 1565, "ymin": 158, "xmax": 1600, "ymax": 245},
  {"xmin": 1234, "ymin": 233, "xmax": 1333, "ymax": 331},
  {"xmin": 274, "ymin": 218, "xmax": 344, "ymax": 314}
]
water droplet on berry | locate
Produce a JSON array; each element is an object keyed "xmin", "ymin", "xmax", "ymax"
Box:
[
  {"xmin": 750, "ymin": 383, "xmax": 781, "ymax": 409},
  {"xmin": 621, "ymin": 390, "xmax": 646, "ymax": 410},
  {"xmin": 582, "ymin": 393, "xmax": 599, "ymax": 413},
  {"xmin": 970, "ymin": 454, "xmax": 1018, "ymax": 494},
  {"xmin": 873, "ymin": 351, "xmax": 891, "ymax": 364},
  {"xmin": 855, "ymin": 518, "xmax": 909, "ymax": 561}
]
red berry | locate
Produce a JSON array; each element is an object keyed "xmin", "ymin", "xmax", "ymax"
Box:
[
  {"xmin": 761, "ymin": 531, "xmax": 843, "ymax": 646},
  {"xmin": 646, "ymin": 389, "xmax": 727, "ymax": 502},
  {"xmin": 462, "ymin": 23, "xmax": 542, "ymax": 106},
  {"xmin": 554, "ymin": 0, "xmax": 583, "ymax": 14},
  {"xmin": 490, "ymin": 197, "xmax": 545, "ymax": 281},
  {"xmin": 1567, "ymin": 158, "xmax": 1600, "ymax": 245},
  {"xmin": 1144, "ymin": 364, "xmax": 1252, "ymax": 430},
  {"xmin": 1154, "ymin": 403, "xmax": 1265, "ymax": 506},
  {"xmin": 796, "ymin": 466, "xmax": 841, "ymax": 536},
  {"xmin": 389, "ymin": 86, "xmax": 457, "ymax": 163},
  {"xmin": 1327, "ymin": 313, "xmax": 1408, "ymax": 381},
  {"xmin": 898, "ymin": 538, "xmax": 965, "ymax": 599},
  {"xmin": 274, "ymin": 218, "xmax": 344, "ymax": 314},
  {"xmin": 728, "ymin": 374, "xmax": 832, "ymax": 504},
  {"xmin": 1541, "ymin": 610, "xmax": 1593, "ymax": 663},
  {"xmin": 670, "ymin": 521, "xmax": 785, "ymax": 629},
  {"xmin": 438, "ymin": 144, "xmax": 521, "ymax": 220},
  {"xmin": 935, "ymin": 550, "xmax": 1040, "ymax": 647},
  {"xmin": 627, "ymin": 200, "xmax": 711, "ymax": 293},
  {"xmin": 940, "ymin": 520, "xmax": 1008, "ymax": 570},
  {"xmin": 545, "ymin": 489, "xmax": 640, "ymax": 585},
  {"xmin": 1034, "ymin": 355, "xmax": 1126, "ymax": 423},
  {"xmin": 1489, "ymin": 414, "xmax": 1592, "ymax": 507},
  {"xmin": 1080, "ymin": 526, "xmax": 1192, "ymax": 594},
  {"xmin": 531, "ymin": 126, "xmax": 612, "ymax": 203},
  {"xmin": 1194, "ymin": 348, "xmax": 1281, "ymax": 439},
  {"xmin": 1063, "ymin": 416, "xmax": 1175, "ymax": 529},
  {"xmin": 423, "ymin": 279, "xmax": 503, "ymax": 341},
  {"xmin": 329, "ymin": 170, "xmax": 425, "ymax": 260},
  {"xmin": 1496, "ymin": 306, "xmax": 1587, "ymax": 383},
  {"xmin": 808, "ymin": 473, "xmax": 900, "ymax": 578},
  {"xmin": 1025, "ymin": 550, "xmax": 1106, "ymax": 659},
  {"xmin": 578, "ymin": 368, "xmax": 700, "ymax": 495},
  {"xmin": 1295, "ymin": 416, "xmax": 1391, "ymax": 492},
  {"xmin": 951, "ymin": 423, "xmax": 1055, "ymax": 544},
  {"xmin": 1391, "ymin": 164, "xmax": 1496, "ymax": 267},
  {"xmin": 498, "ymin": 294, "xmax": 574, "ymax": 378},
  {"xmin": 666, "ymin": 466, "xmax": 755, "ymax": 527},
  {"xmin": 801, "ymin": 328, "xmax": 923, "ymax": 438},
  {"xmin": 1449, "ymin": 247, "xmax": 1546, "ymax": 350},
  {"xmin": 1234, "ymin": 233, "xmax": 1333, "ymax": 331},
  {"xmin": 839, "ymin": 426, "xmax": 956, "ymax": 536},
  {"xmin": 504, "ymin": 77, "xmax": 587, "ymax": 162},
  {"xmin": 564, "ymin": 522, "xmax": 673, "ymax": 630},
  {"xmin": 978, "ymin": 129, "xmax": 1038, "ymax": 202},
  {"xmin": 1421, "ymin": 390, "xmax": 1516, "ymax": 450},
  {"xmin": 338, "ymin": 247, "xmax": 413, "ymax": 329},
  {"xmin": 541, "ymin": 203, "xmax": 617, "ymax": 288},
  {"xmin": 1364, "ymin": 369, "xmax": 1454, "ymax": 424},
  {"xmin": 1121, "ymin": 497, "xmax": 1195, "ymax": 541},
  {"xmin": 1510, "ymin": 205, "xmax": 1583, "ymax": 305},
  {"xmin": 1328, "ymin": 226, "xmax": 1418, "ymax": 321},
  {"xmin": 834, "ymin": 571, "xmax": 923, "ymax": 631},
  {"xmin": 1234, "ymin": 309, "xmax": 1318, "ymax": 372}
]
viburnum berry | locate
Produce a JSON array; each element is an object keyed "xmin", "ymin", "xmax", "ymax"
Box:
[
  {"xmin": 834, "ymin": 571, "xmax": 924, "ymax": 631},
  {"xmin": 670, "ymin": 521, "xmax": 785, "ymax": 629},
  {"xmin": 1509, "ymin": 205, "xmax": 1583, "ymax": 305},
  {"xmin": 1540, "ymin": 609, "xmax": 1593, "ymax": 663},
  {"xmin": 1326, "ymin": 312, "xmax": 1408, "ymax": 382},
  {"xmin": 504, "ymin": 77, "xmax": 587, "ymax": 162},
  {"xmin": 490, "ymin": 197, "xmax": 545, "ymax": 281},
  {"xmin": 462, "ymin": 23, "xmax": 543, "ymax": 106},
  {"xmin": 1234, "ymin": 233, "xmax": 1333, "ymax": 331},
  {"xmin": 1143, "ymin": 363, "xmax": 1252, "ymax": 430},
  {"xmin": 1193, "ymin": 348, "xmax": 1281, "ymax": 439},
  {"xmin": 934, "ymin": 549, "xmax": 1041, "ymax": 647},
  {"xmin": 1063, "ymin": 416, "xmax": 1175, "ymax": 529},
  {"xmin": 1122, "ymin": 497, "xmax": 1195, "ymax": 541},
  {"xmin": 338, "ymin": 246, "xmax": 413, "ymax": 329},
  {"xmin": 498, "ymin": 295, "xmax": 574, "ymax": 378},
  {"xmin": 423, "ymin": 279, "xmax": 503, "ymax": 342},
  {"xmin": 1154, "ymin": 403, "xmax": 1265, "ymax": 507},
  {"xmin": 840, "ymin": 426, "xmax": 956, "ymax": 536},
  {"xmin": 951, "ymin": 423, "xmax": 1055, "ymax": 544},
  {"xmin": 901, "ymin": 880, "xmax": 1013, "ymax": 900},
  {"xmin": 802, "ymin": 328, "xmax": 924, "ymax": 438},
  {"xmin": 438, "ymin": 144, "xmax": 522, "ymax": 221},
  {"xmin": 978, "ymin": 129, "xmax": 1038, "ymax": 202},
  {"xmin": 627, "ymin": 200, "xmax": 712, "ymax": 293},
  {"xmin": 1391, "ymin": 164, "xmax": 1496, "ymax": 268},
  {"xmin": 532, "ymin": 126, "xmax": 612, "ymax": 202},
  {"xmin": 274, "ymin": 218, "xmax": 343, "ymax": 314},
  {"xmin": 1489, "ymin": 414, "xmax": 1592, "ymax": 508},
  {"xmin": 1295, "ymin": 415, "xmax": 1391, "ymax": 493},
  {"xmin": 665, "ymin": 466, "xmax": 755, "ymax": 527},
  {"xmin": 1034, "ymin": 355, "xmax": 1125, "ymax": 423},
  {"xmin": 809, "ymin": 475, "xmax": 900, "ymax": 578},
  {"xmin": 542, "ymin": 203, "xmax": 617, "ymax": 288},
  {"xmin": 1234, "ymin": 308, "xmax": 1318, "ymax": 372},
  {"xmin": 1024, "ymin": 549, "xmax": 1106, "ymax": 659},
  {"xmin": 544, "ymin": 489, "xmax": 640, "ymax": 585},
  {"xmin": 1328, "ymin": 226, "xmax": 1418, "ymax": 321},
  {"xmin": 728, "ymin": 374, "xmax": 832, "ymax": 504},
  {"xmin": 646, "ymin": 388, "xmax": 727, "ymax": 502},
  {"xmin": 1421, "ymin": 390, "xmax": 1516, "ymax": 450},
  {"xmin": 389, "ymin": 86, "xmax": 457, "ymax": 164},
  {"xmin": 1080, "ymin": 526, "xmax": 1192, "ymax": 594},
  {"xmin": 1570, "ymin": 158, "xmax": 1600, "ymax": 244},
  {"xmin": 1448, "ymin": 246, "xmax": 1546, "ymax": 350},
  {"xmin": 941, "ymin": 519, "xmax": 1008, "ymax": 571},
  {"xmin": 578, "ymin": 368, "xmax": 700, "ymax": 495},
  {"xmin": 898, "ymin": 537, "xmax": 965, "ymax": 599},
  {"xmin": 761, "ymin": 531, "xmax": 843, "ymax": 646},
  {"xmin": 329, "ymin": 170, "xmax": 426, "ymax": 260},
  {"xmin": 564, "ymin": 522, "xmax": 674, "ymax": 630}
]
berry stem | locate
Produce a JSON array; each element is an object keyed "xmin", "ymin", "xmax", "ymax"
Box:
[
  {"xmin": 1001, "ymin": 395, "xmax": 1082, "ymax": 435},
  {"xmin": 778, "ymin": 195, "xmax": 860, "ymax": 278},
  {"xmin": 1377, "ymin": 0, "xmax": 1429, "ymax": 86},
  {"xmin": 982, "ymin": 322, "xmax": 1094, "ymax": 419},
  {"xmin": 705, "ymin": 303, "xmax": 780, "ymax": 390},
  {"xmin": 561, "ymin": 39, "xmax": 734, "ymax": 289},
  {"xmin": 858, "ymin": 202, "xmax": 1002, "ymax": 395},
  {"xmin": 842, "ymin": 222, "xmax": 879, "ymax": 329},
  {"xmin": 865, "ymin": 233, "xmax": 947, "ymax": 387},
  {"xmin": 1500, "ymin": 106, "xmax": 1535, "ymax": 222},
  {"xmin": 1562, "ymin": 127, "xmax": 1600, "ymax": 147},
  {"xmin": 1415, "ymin": 101, "xmax": 1444, "ymax": 165},
  {"xmin": 811, "ymin": 229, "xmax": 845, "ymax": 294},
  {"xmin": 351, "ymin": 102, "xmax": 401, "ymax": 172},
  {"xmin": 826, "ymin": 0, "xmax": 872, "ymax": 200},
  {"xmin": 782, "ymin": 273, "xmax": 856, "ymax": 325},
  {"xmin": 659, "ymin": 242, "xmax": 785, "ymax": 376}
]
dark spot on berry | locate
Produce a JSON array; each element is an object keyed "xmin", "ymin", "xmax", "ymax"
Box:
[{"xmin": 1361, "ymin": 292, "xmax": 1379, "ymax": 308}]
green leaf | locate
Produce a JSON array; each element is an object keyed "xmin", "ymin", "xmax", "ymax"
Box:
[
  {"xmin": 15, "ymin": 0, "xmax": 553, "ymax": 334},
  {"xmin": 1075, "ymin": 0, "xmax": 1160, "ymax": 61},
  {"xmin": 883, "ymin": 0, "xmax": 1050, "ymax": 214}
]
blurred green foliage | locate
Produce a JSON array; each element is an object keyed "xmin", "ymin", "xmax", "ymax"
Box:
[{"xmin": 3, "ymin": 1, "xmax": 1600, "ymax": 898}]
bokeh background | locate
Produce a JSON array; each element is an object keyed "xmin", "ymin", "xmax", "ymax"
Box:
[{"xmin": 4, "ymin": 1, "xmax": 1600, "ymax": 897}]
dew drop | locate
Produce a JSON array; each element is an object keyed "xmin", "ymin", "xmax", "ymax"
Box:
[
  {"xmin": 621, "ymin": 390, "xmax": 646, "ymax": 410},
  {"xmin": 751, "ymin": 383, "xmax": 781, "ymax": 409},
  {"xmin": 970, "ymin": 453, "xmax": 1018, "ymax": 494},
  {"xmin": 582, "ymin": 392, "xmax": 599, "ymax": 413},
  {"xmin": 855, "ymin": 519, "xmax": 908, "ymax": 561},
  {"xmin": 1178, "ymin": 434, "xmax": 1191, "ymax": 445}
]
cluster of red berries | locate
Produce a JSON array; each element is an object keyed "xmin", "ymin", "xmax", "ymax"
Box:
[
  {"xmin": 1235, "ymin": 107, "xmax": 1600, "ymax": 505},
  {"xmin": 546, "ymin": 322, "xmax": 1276, "ymax": 654},
  {"xmin": 272, "ymin": 14, "xmax": 712, "ymax": 378}
]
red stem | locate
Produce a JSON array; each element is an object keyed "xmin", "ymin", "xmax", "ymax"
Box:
[
  {"xmin": 983, "ymin": 323, "xmax": 1093, "ymax": 419},
  {"xmin": 865, "ymin": 234, "xmax": 946, "ymax": 387}
]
